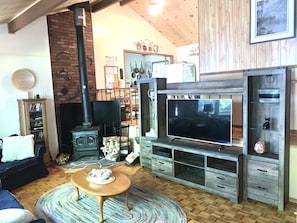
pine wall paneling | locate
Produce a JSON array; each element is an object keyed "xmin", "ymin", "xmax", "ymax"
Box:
[{"xmin": 198, "ymin": 0, "xmax": 297, "ymax": 74}]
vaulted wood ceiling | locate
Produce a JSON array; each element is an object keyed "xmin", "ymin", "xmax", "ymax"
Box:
[{"xmin": 0, "ymin": 0, "xmax": 198, "ymax": 47}]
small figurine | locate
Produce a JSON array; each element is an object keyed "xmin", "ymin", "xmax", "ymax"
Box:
[{"xmin": 263, "ymin": 117, "xmax": 270, "ymax": 129}]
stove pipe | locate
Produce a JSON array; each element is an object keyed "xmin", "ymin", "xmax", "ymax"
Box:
[{"xmin": 70, "ymin": 2, "xmax": 92, "ymax": 127}]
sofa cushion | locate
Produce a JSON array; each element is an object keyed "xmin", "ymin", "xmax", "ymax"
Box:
[
  {"xmin": 0, "ymin": 190, "xmax": 45, "ymax": 223},
  {"xmin": 0, "ymin": 190, "xmax": 23, "ymax": 209},
  {"xmin": 0, "ymin": 157, "xmax": 39, "ymax": 177},
  {"xmin": 0, "ymin": 208, "xmax": 36, "ymax": 223},
  {"xmin": 1, "ymin": 135, "xmax": 34, "ymax": 162}
]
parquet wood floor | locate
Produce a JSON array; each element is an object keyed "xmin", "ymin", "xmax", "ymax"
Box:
[{"xmin": 12, "ymin": 163, "xmax": 297, "ymax": 223}]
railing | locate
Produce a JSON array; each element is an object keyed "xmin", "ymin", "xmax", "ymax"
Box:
[{"xmin": 96, "ymin": 88, "xmax": 139, "ymax": 125}]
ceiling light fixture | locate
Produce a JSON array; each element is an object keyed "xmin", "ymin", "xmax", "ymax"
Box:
[{"xmin": 149, "ymin": 0, "xmax": 164, "ymax": 15}]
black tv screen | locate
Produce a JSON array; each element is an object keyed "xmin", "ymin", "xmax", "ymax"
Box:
[{"xmin": 167, "ymin": 98, "xmax": 232, "ymax": 146}]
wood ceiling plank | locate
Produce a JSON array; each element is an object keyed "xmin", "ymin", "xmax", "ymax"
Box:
[
  {"xmin": 127, "ymin": 0, "xmax": 198, "ymax": 47},
  {"xmin": 8, "ymin": 0, "xmax": 68, "ymax": 33},
  {"xmin": 0, "ymin": 0, "xmax": 37, "ymax": 23}
]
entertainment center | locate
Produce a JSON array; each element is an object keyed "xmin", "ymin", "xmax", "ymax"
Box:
[
  {"xmin": 151, "ymin": 138, "xmax": 243, "ymax": 203},
  {"xmin": 138, "ymin": 67, "xmax": 290, "ymax": 210}
]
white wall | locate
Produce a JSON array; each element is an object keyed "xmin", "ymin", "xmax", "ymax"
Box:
[
  {"xmin": 0, "ymin": 4, "xmax": 179, "ymax": 160},
  {"xmin": 92, "ymin": 4, "xmax": 177, "ymax": 89},
  {"xmin": 289, "ymin": 145, "xmax": 297, "ymax": 201},
  {"xmin": 0, "ymin": 17, "xmax": 59, "ymax": 159}
]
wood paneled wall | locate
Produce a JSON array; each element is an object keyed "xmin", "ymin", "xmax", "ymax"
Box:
[{"xmin": 198, "ymin": 0, "xmax": 297, "ymax": 74}]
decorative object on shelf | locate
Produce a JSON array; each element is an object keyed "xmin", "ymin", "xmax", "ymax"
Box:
[
  {"xmin": 250, "ymin": 0, "xmax": 295, "ymax": 44},
  {"xmin": 134, "ymin": 39, "xmax": 159, "ymax": 52},
  {"xmin": 153, "ymin": 44, "xmax": 159, "ymax": 53},
  {"xmin": 262, "ymin": 117, "xmax": 270, "ymax": 129},
  {"xmin": 254, "ymin": 141, "xmax": 266, "ymax": 154},
  {"xmin": 188, "ymin": 46, "xmax": 199, "ymax": 56},
  {"xmin": 135, "ymin": 41, "xmax": 142, "ymax": 50},
  {"xmin": 12, "ymin": 69, "xmax": 36, "ymax": 91}
]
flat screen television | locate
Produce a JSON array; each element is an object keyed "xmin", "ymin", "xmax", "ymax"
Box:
[{"xmin": 167, "ymin": 98, "xmax": 232, "ymax": 146}]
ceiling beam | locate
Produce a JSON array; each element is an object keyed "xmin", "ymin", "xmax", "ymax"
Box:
[
  {"xmin": 119, "ymin": 0, "xmax": 135, "ymax": 6},
  {"xmin": 8, "ymin": 0, "xmax": 67, "ymax": 33},
  {"xmin": 91, "ymin": 0, "xmax": 134, "ymax": 12},
  {"xmin": 91, "ymin": 0, "xmax": 118, "ymax": 12}
]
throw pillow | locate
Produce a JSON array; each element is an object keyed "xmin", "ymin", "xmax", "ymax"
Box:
[
  {"xmin": 1, "ymin": 135, "xmax": 35, "ymax": 162},
  {"xmin": 0, "ymin": 208, "xmax": 36, "ymax": 223}
]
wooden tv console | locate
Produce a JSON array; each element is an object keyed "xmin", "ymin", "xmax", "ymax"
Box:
[{"xmin": 151, "ymin": 137, "xmax": 243, "ymax": 203}]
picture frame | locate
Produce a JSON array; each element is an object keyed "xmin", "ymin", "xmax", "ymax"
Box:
[{"xmin": 250, "ymin": 0, "xmax": 296, "ymax": 44}]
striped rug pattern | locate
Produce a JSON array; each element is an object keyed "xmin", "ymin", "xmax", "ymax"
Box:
[{"xmin": 35, "ymin": 182, "xmax": 187, "ymax": 223}]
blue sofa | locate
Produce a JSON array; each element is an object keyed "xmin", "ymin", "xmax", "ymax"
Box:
[
  {"xmin": 0, "ymin": 189, "xmax": 45, "ymax": 223},
  {"xmin": 0, "ymin": 143, "xmax": 49, "ymax": 191}
]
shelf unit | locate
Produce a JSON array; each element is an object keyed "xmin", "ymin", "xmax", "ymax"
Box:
[
  {"xmin": 137, "ymin": 78, "xmax": 167, "ymax": 169},
  {"xmin": 151, "ymin": 138, "xmax": 243, "ymax": 203},
  {"xmin": 18, "ymin": 99, "xmax": 51, "ymax": 166},
  {"xmin": 243, "ymin": 67, "xmax": 291, "ymax": 210}
]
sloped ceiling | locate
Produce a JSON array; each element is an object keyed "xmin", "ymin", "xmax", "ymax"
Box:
[
  {"xmin": 126, "ymin": 0, "xmax": 198, "ymax": 47},
  {"xmin": 0, "ymin": 0, "xmax": 198, "ymax": 47}
]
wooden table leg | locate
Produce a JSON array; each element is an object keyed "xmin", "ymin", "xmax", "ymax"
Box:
[
  {"xmin": 74, "ymin": 187, "xmax": 80, "ymax": 201},
  {"xmin": 125, "ymin": 189, "xmax": 130, "ymax": 211},
  {"xmin": 96, "ymin": 196, "xmax": 104, "ymax": 223}
]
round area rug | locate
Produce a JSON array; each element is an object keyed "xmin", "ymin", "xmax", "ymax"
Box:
[
  {"xmin": 60, "ymin": 156, "xmax": 124, "ymax": 173},
  {"xmin": 35, "ymin": 182, "xmax": 187, "ymax": 223}
]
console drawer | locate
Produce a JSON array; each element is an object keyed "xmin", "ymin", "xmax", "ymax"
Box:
[
  {"xmin": 248, "ymin": 177, "xmax": 278, "ymax": 200},
  {"xmin": 206, "ymin": 180, "xmax": 237, "ymax": 196},
  {"xmin": 141, "ymin": 156, "xmax": 152, "ymax": 167},
  {"xmin": 141, "ymin": 148, "xmax": 152, "ymax": 157},
  {"xmin": 206, "ymin": 171, "xmax": 237, "ymax": 187},
  {"xmin": 248, "ymin": 159, "xmax": 279, "ymax": 180},
  {"xmin": 140, "ymin": 149, "xmax": 152, "ymax": 168},
  {"xmin": 152, "ymin": 158, "xmax": 173, "ymax": 176},
  {"xmin": 141, "ymin": 141, "xmax": 152, "ymax": 153},
  {"xmin": 140, "ymin": 138, "xmax": 152, "ymax": 168}
]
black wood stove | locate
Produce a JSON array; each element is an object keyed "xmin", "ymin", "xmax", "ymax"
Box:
[{"xmin": 70, "ymin": 2, "xmax": 100, "ymax": 160}]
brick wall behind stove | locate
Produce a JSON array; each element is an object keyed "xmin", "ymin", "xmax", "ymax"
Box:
[{"xmin": 47, "ymin": 10, "xmax": 97, "ymax": 151}]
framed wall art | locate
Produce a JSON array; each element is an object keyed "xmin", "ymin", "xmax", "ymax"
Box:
[{"xmin": 250, "ymin": 0, "xmax": 296, "ymax": 44}]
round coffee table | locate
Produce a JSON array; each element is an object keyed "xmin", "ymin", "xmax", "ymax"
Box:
[{"xmin": 71, "ymin": 168, "xmax": 131, "ymax": 223}]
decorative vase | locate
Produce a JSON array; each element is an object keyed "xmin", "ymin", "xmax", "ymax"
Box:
[{"xmin": 254, "ymin": 141, "xmax": 265, "ymax": 154}]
